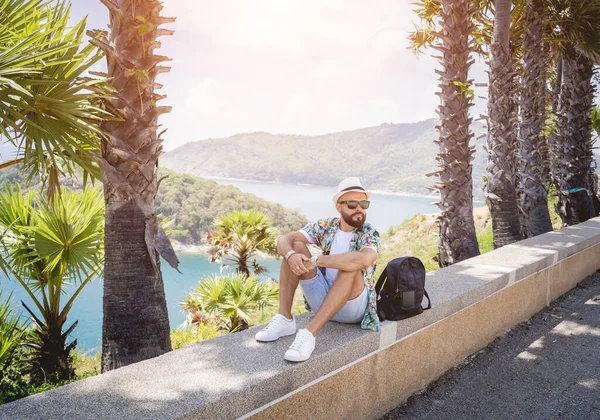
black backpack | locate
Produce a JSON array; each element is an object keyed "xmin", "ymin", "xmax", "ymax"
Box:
[{"xmin": 375, "ymin": 256, "xmax": 431, "ymax": 321}]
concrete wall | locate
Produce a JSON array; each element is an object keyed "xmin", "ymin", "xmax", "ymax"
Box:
[{"xmin": 2, "ymin": 218, "xmax": 600, "ymax": 420}]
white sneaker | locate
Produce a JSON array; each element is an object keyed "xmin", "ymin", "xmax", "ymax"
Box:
[
  {"xmin": 284, "ymin": 328, "xmax": 316, "ymax": 362},
  {"xmin": 255, "ymin": 314, "xmax": 296, "ymax": 342}
]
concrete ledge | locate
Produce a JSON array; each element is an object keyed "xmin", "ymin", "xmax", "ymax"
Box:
[{"xmin": 2, "ymin": 218, "xmax": 600, "ymax": 419}]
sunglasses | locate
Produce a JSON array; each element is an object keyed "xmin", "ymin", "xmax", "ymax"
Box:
[{"xmin": 339, "ymin": 200, "xmax": 370, "ymax": 209}]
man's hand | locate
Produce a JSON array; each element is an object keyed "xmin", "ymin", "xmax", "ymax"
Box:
[{"xmin": 288, "ymin": 253, "xmax": 312, "ymax": 276}]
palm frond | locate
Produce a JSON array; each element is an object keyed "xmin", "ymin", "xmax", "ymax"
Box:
[
  {"xmin": 0, "ymin": 182, "xmax": 103, "ymax": 381},
  {"xmin": 207, "ymin": 209, "xmax": 278, "ymax": 275},
  {"xmin": 547, "ymin": 0, "xmax": 600, "ymax": 60},
  {"xmin": 0, "ymin": 288, "xmax": 25, "ymax": 370},
  {"xmin": 0, "ymin": 0, "xmax": 115, "ymax": 187},
  {"xmin": 180, "ymin": 273, "xmax": 280, "ymax": 332}
]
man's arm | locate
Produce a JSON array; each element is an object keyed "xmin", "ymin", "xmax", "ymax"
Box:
[
  {"xmin": 277, "ymin": 231, "xmax": 310, "ymax": 257},
  {"xmin": 278, "ymin": 231, "xmax": 315, "ymax": 275},
  {"xmin": 315, "ymin": 248, "xmax": 377, "ymax": 272}
]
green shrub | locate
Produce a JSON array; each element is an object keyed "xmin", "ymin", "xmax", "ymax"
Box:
[
  {"xmin": 0, "ymin": 345, "xmax": 103, "ymax": 405},
  {"xmin": 181, "ymin": 273, "xmax": 279, "ymax": 332},
  {"xmin": 476, "ymin": 223, "xmax": 494, "ymax": 254},
  {"xmin": 170, "ymin": 324, "xmax": 222, "ymax": 349},
  {"xmin": 0, "ymin": 345, "xmax": 31, "ymax": 404},
  {"xmin": 0, "ymin": 186, "xmax": 104, "ymax": 383},
  {"xmin": 0, "ymin": 290, "xmax": 24, "ymax": 374},
  {"xmin": 71, "ymin": 350, "xmax": 101, "ymax": 379}
]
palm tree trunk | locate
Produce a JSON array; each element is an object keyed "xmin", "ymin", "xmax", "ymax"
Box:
[
  {"xmin": 518, "ymin": 0, "xmax": 553, "ymax": 237},
  {"xmin": 430, "ymin": 0, "xmax": 480, "ymax": 267},
  {"xmin": 485, "ymin": 0, "xmax": 524, "ymax": 247},
  {"xmin": 552, "ymin": 46, "xmax": 597, "ymax": 225},
  {"xmin": 102, "ymin": 203, "xmax": 172, "ymax": 370},
  {"xmin": 91, "ymin": 0, "xmax": 179, "ymax": 371},
  {"xmin": 237, "ymin": 257, "xmax": 250, "ymax": 277},
  {"xmin": 552, "ymin": 56, "xmax": 563, "ymax": 114}
]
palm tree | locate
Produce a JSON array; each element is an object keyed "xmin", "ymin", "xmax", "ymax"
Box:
[
  {"xmin": 410, "ymin": 0, "xmax": 481, "ymax": 267},
  {"xmin": 180, "ymin": 273, "xmax": 279, "ymax": 332},
  {"xmin": 414, "ymin": 1, "xmax": 553, "ymax": 246},
  {"xmin": 89, "ymin": 0, "xmax": 179, "ymax": 371},
  {"xmin": 552, "ymin": 49, "xmax": 596, "ymax": 223},
  {"xmin": 207, "ymin": 209, "xmax": 278, "ymax": 276},
  {"xmin": 518, "ymin": 0, "xmax": 553, "ymax": 237},
  {"xmin": 0, "ymin": 185, "xmax": 104, "ymax": 382},
  {"xmin": 485, "ymin": 0, "xmax": 524, "ymax": 247},
  {"xmin": 547, "ymin": 0, "xmax": 600, "ymax": 225},
  {"xmin": 0, "ymin": 0, "xmax": 111, "ymax": 191}
]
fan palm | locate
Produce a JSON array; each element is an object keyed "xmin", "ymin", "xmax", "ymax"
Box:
[
  {"xmin": 0, "ymin": 0, "xmax": 112, "ymax": 190},
  {"xmin": 409, "ymin": 0, "xmax": 481, "ymax": 266},
  {"xmin": 0, "ymin": 185, "xmax": 104, "ymax": 382},
  {"xmin": 207, "ymin": 209, "xmax": 278, "ymax": 276},
  {"xmin": 181, "ymin": 273, "xmax": 279, "ymax": 332},
  {"xmin": 88, "ymin": 0, "xmax": 179, "ymax": 371}
]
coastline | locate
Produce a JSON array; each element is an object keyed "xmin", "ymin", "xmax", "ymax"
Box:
[
  {"xmin": 369, "ymin": 188, "xmax": 439, "ymax": 200},
  {"xmin": 202, "ymin": 175, "xmax": 443, "ymax": 200},
  {"xmin": 171, "ymin": 240, "xmax": 278, "ymax": 259},
  {"xmin": 171, "ymin": 241, "xmax": 210, "ymax": 255},
  {"xmin": 203, "ymin": 175, "xmax": 281, "ymax": 185}
]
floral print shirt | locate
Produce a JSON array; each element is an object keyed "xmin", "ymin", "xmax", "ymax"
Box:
[{"xmin": 301, "ymin": 217, "xmax": 381, "ymax": 331}]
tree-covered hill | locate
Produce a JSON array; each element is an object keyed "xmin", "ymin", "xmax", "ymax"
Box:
[
  {"xmin": 155, "ymin": 169, "xmax": 307, "ymax": 244},
  {"xmin": 0, "ymin": 167, "xmax": 307, "ymax": 245},
  {"xmin": 161, "ymin": 118, "xmax": 489, "ymax": 197}
]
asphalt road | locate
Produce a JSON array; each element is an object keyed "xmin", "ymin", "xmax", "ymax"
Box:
[{"xmin": 381, "ymin": 272, "xmax": 600, "ymax": 420}]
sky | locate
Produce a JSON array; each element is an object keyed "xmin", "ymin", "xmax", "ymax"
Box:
[{"xmin": 71, "ymin": 1, "xmax": 488, "ymax": 152}]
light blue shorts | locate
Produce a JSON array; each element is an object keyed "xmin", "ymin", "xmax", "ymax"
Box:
[{"xmin": 299, "ymin": 269, "xmax": 368, "ymax": 323}]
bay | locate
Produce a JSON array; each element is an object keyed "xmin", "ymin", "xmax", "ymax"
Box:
[
  {"xmin": 210, "ymin": 178, "xmax": 441, "ymax": 235},
  {"xmin": 1, "ymin": 254, "xmax": 281, "ymax": 355},
  {"xmin": 1, "ymin": 180, "xmax": 450, "ymax": 354}
]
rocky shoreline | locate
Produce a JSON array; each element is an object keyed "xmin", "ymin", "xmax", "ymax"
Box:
[
  {"xmin": 171, "ymin": 240, "xmax": 279, "ymax": 259},
  {"xmin": 171, "ymin": 240, "xmax": 211, "ymax": 255}
]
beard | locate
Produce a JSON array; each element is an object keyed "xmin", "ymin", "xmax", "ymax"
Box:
[{"xmin": 341, "ymin": 211, "xmax": 366, "ymax": 229}]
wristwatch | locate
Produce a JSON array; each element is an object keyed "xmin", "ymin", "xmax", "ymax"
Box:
[
  {"xmin": 310, "ymin": 255, "xmax": 319, "ymax": 267},
  {"xmin": 284, "ymin": 250, "xmax": 297, "ymax": 261}
]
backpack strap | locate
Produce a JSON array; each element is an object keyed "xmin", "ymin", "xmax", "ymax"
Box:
[
  {"xmin": 422, "ymin": 289, "xmax": 432, "ymax": 310},
  {"xmin": 375, "ymin": 267, "xmax": 387, "ymax": 298}
]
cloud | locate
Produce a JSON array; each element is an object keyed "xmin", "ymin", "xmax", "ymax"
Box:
[
  {"xmin": 184, "ymin": 79, "xmax": 220, "ymax": 117},
  {"xmin": 165, "ymin": 0, "xmax": 415, "ymax": 57},
  {"xmin": 79, "ymin": 0, "xmax": 456, "ymax": 150}
]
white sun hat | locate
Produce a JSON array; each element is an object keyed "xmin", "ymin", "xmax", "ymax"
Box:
[{"xmin": 332, "ymin": 177, "xmax": 372, "ymax": 204}]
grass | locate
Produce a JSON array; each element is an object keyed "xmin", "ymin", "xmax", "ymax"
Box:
[
  {"xmin": 378, "ymin": 206, "xmax": 494, "ymax": 275},
  {"xmin": 378, "ymin": 213, "xmax": 441, "ymax": 275},
  {"xmin": 476, "ymin": 222, "xmax": 494, "ymax": 254},
  {"xmin": 72, "ymin": 350, "xmax": 101, "ymax": 378},
  {"xmin": 379, "ymin": 194, "xmax": 564, "ymax": 277},
  {"xmin": 170, "ymin": 323, "xmax": 223, "ymax": 349}
]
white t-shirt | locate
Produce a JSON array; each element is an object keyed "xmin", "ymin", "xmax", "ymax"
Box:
[{"xmin": 300, "ymin": 228, "xmax": 352, "ymax": 283}]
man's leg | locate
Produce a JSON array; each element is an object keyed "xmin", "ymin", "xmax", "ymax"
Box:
[
  {"xmin": 256, "ymin": 242, "xmax": 317, "ymax": 343},
  {"xmin": 278, "ymin": 241, "xmax": 316, "ymax": 319},
  {"xmin": 304, "ymin": 270, "xmax": 364, "ymax": 335}
]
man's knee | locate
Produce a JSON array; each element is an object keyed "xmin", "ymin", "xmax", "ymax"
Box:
[
  {"xmin": 299, "ymin": 269, "xmax": 317, "ymax": 280},
  {"xmin": 335, "ymin": 270, "xmax": 364, "ymax": 298},
  {"xmin": 336, "ymin": 269, "xmax": 362, "ymax": 283},
  {"xmin": 280, "ymin": 242, "xmax": 316, "ymax": 280},
  {"xmin": 291, "ymin": 241, "xmax": 312, "ymax": 257}
]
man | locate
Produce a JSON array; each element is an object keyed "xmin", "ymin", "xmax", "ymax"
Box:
[{"xmin": 255, "ymin": 177, "xmax": 381, "ymax": 362}]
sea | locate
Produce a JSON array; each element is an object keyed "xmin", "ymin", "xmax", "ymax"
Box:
[{"xmin": 0, "ymin": 179, "xmax": 446, "ymax": 354}]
